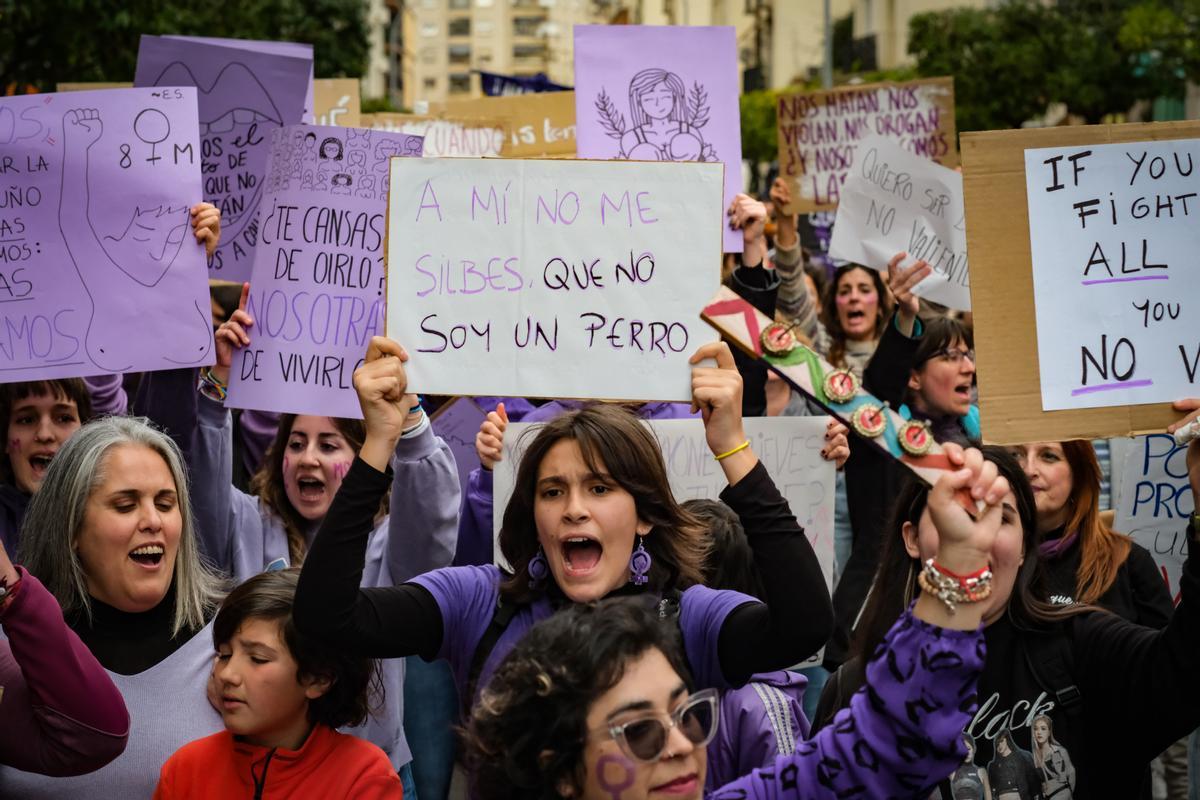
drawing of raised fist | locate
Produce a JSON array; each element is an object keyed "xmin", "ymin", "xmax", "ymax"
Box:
[{"xmin": 64, "ymin": 108, "xmax": 103, "ymax": 145}]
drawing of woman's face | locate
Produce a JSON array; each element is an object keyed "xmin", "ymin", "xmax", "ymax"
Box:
[{"xmin": 640, "ymin": 81, "xmax": 675, "ymax": 121}]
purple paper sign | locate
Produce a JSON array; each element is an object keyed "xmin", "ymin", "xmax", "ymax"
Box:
[
  {"xmin": 573, "ymin": 25, "xmax": 743, "ymax": 253},
  {"xmin": 430, "ymin": 397, "xmax": 487, "ymax": 494},
  {"xmin": 164, "ymin": 37, "xmax": 316, "ymax": 122},
  {"xmin": 0, "ymin": 88, "xmax": 214, "ymax": 380},
  {"xmin": 135, "ymin": 35, "xmax": 312, "ymax": 282},
  {"xmin": 225, "ymin": 124, "xmax": 424, "ymax": 417}
]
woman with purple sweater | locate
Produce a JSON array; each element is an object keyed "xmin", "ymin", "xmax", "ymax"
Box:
[
  {"xmin": 0, "ymin": 539, "xmax": 129, "ymax": 776},
  {"xmin": 295, "ymin": 337, "xmax": 835, "ymax": 767}
]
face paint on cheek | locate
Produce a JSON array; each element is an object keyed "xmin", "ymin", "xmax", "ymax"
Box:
[
  {"xmin": 8, "ymin": 439, "xmax": 19, "ymax": 453},
  {"xmin": 332, "ymin": 461, "xmax": 350, "ymax": 482},
  {"xmin": 596, "ymin": 753, "xmax": 637, "ymax": 800}
]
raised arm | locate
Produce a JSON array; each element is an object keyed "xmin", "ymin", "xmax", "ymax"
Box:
[
  {"xmin": 769, "ymin": 178, "xmax": 820, "ymax": 342},
  {"xmin": 711, "ymin": 445, "xmax": 1005, "ymax": 798},
  {"xmin": 862, "ymin": 254, "xmax": 932, "ymax": 406},
  {"xmin": 385, "ymin": 413, "xmax": 460, "ymax": 584},
  {"xmin": 0, "ymin": 544, "xmax": 129, "ymax": 776}
]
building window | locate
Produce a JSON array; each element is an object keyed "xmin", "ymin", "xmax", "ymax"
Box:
[
  {"xmin": 449, "ymin": 17, "xmax": 470, "ymax": 36},
  {"xmin": 513, "ymin": 16, "xmax": 541, "ymax": 36},
  {"xmin": 476, "ymin": 19, "xmax": 494, "ymax": 34},
  {"xmin": 421, "ymin": 22, "xmax": 438, "ymax": 37},
  {"xmin": 424, "ymin": 77, "xmax": 437, "ymax": 89},
  {"xmin": 449, "ymin": 44, "xmax": 471, "ymax": 65},
  {"xmin": 449, "ymin": 74, "xmax": 472, "ymax": 94},
  {"xmin": 513, "ymin": 43, "xmax": 543, "ymax": 60},
  {"xmin": 477, "ymin": 49, "xmax": 493, "ymax": 64}
]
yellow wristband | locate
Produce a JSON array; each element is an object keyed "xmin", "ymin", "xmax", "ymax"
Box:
[{"xmin": 713, "ymin": 439, "xmax": 751, "ymax": 461}]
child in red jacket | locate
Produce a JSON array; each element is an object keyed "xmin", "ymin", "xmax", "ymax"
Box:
[{"xmin": 154, "ymin": 570, "xmax": 400, "ymax": 799}]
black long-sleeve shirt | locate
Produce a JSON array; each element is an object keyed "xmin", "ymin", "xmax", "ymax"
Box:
[{"xmin": 295, "ymin": 456, "xmax": 833, "ymax": 688}]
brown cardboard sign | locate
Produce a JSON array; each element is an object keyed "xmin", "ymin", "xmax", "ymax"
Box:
[
  {"xmin": 362, "ymin": 113, "xmax": 506, "ymax": 157},
  {"xmin": 56, "ymin": 82, "xmax": 134, "ymax": 91},
  {"xmin": 961, "ymin": 122, "xmax": 1188, "ymax": 444},
  {"xmin": 430, "ymin": 92, "xmax": 576, "ymax": 158},
  {"xmin": 313, "ymin": 78, "xmax": 361, "ymax": 127},
  {"xmin": 776, "ymin": 77, "xmax": 957, "ymax": 214}
]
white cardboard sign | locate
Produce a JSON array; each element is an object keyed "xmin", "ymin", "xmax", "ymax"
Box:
[
  {"xmin": 1112, "ymin": 433, "xmax": 1194, "ymax": 605},
  {"xmin": 493, "ymin": 417, "xmax": 836, "ymax": 602},
  {"xmin": 830, "ymin": 135, "xmax": 970, "ymax": 310},
  {"xmin": 385, "ymin": 158, "xmax": 723, "ymax": 400},
  {"xmin": 1024, "ymin": 139, "xmax": 1200, "ymax": 411}
]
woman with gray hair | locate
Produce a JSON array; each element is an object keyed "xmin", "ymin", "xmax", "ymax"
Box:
[{"xmin": 0, "ymin": 415, "xmax": 226, "ymax": 798}]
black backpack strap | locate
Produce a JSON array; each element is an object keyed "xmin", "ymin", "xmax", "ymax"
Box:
[
  {"xmin": 465, "ymin": 598, "xmax": 521, "ymax": 716},
  {"xmin": 1022, "ymin": 631, "xmax": 1083, "ymax": 713}
]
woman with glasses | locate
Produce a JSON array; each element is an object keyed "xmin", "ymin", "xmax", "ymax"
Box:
[
  {"xmin": 295, "ymin": 337, "xmax": 835, "ymax": 790},
  {"xmin": 466, "ymin": 443, "xmax": 1008, "ymax": 800}
]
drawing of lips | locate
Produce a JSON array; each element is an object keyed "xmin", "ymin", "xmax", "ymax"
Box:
[{"xmin": 154, "ymin": 61, "xmax": 284, "ymax": 240}]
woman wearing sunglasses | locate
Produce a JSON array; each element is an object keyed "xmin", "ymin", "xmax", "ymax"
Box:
[{"xmin": 466, "ymin": 444, "xmax": 1011, "ymax": 800}]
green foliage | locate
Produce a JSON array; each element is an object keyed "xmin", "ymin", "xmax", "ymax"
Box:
[
  {"xmin": 740, "ymin": 89, "xmax": 781, "ymax": 170},
  {"xmin": 0, "ymin": 0, "xmax": 367, "ymax": 92},
  {"xmin": 908, "ymin": 0, "xmax": 1186, "ymax": 130}
]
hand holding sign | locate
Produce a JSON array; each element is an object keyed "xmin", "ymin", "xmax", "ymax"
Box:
[
  {"xmin": 190, "ymin": 202, "xmax": 221, "ymax": 259},
  {"xmin": 477, "ymin": 403, "xmax": 510, "ymax": 471},
  {"xmin": 886, "ymin": 251, "xmax": 933, "ymax": 335},
  {"xmin": 822, "ymin": 419, "xmax": 851, "ymax": 470},
  {"xmin": 355, "ymin": 336, "xmax": 419, "ymax": 471},
  {"xmin": 1170, "ymin": 398, "xmax": 1200, "ymax": 500},
  {"xmin": 213, "ymin": 283, "xmax": 254, "ymax": 385}
]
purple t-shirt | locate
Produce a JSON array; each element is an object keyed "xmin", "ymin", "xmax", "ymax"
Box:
[{"xmin": 411, "ymin": 564, "xmax": 755, "ymax": 702}]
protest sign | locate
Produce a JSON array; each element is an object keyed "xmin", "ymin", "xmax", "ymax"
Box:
[
  {"xmin": 573, "ymin": 25, "xmax": 744, "ymax": 252},
  {"xmin": 429, "ymin": 396, "xmax": 488, "ymax": 496},
  {"xmin": 776, "ymin": 78, "xmax": 957, "ymax": 214},
  {"xmin": 1024, "ymin": 138, "xmax": 1200, "ymax": 411},
  {"xmin": 314, "ymin": 79, "xmax": 362, "ymax": 128},
  {"xmin": 431, "ymin": 92, "xmax": 576, "ymax": 158},
  {"xmin": 961, "ymin": 123, "xmax": 1184, "ymax": 444},
  {"xmin": 225, "ymin": 124, "xmax": 423, "ymax": 417},
  {"xmin": 494, "ymin": 416, "xmax": 836, "ymax": 662},
  {"xmin": 163, "ymin": 36, "xmax": 315, "ymax": 123},
  {"xmin": 0, "ymin": 88, "xmax": 214, "ymax": 378},
  {"xmin": 135, "ymin": 35, "xmax": 312, "ymax": 282},
  {"xmin": 829, "ymin": 135, "xmax": 969, "ymax": 310},
  {"xmin": 363, "ymin": 114, "xmax": 505, "ymax": 157},
  {"xmin": 385, "ymin": 158, "xmax": 723, "ymax": 400},
  {"xmin": 1113, "ymin": 433, "xmax": 1195, "ymax": 605}
]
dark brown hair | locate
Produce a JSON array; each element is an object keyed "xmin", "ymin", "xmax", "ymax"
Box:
[
  {"xmin": 0, "ymin": 379, "xmax": 94, "ymax": 486},
  {"xmin": 251, "ymin": 414, "xmax": 387, "ymax": 565},
  {"xmin": 851, "ymin": 446, "xmax": 1085, "ymax": 665},
  {"xmin": 498, "ymin": 405, "xmax": 709, "ymax": 604},
  {"xmin": 820, "ymin": 264, "xmax": 894, "ymax": 368},
  {"xmin": 213, "ymin": 569, "xmax": 380, "ymax": 729},
  {"xmin": 465, "ymin": 596, "xmax": 693, "ymax": 800},
  {"xmin": 688, "ymin": 498, "xmax": 764, "ymax": 599}
]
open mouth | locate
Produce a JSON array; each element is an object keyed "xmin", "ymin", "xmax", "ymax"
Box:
[
  {"xmin": 296, "ymin": 476, "xmax": 326, "ymax": 502},
  {"xmin": 129, "ymin": 544, "xmax": 165, "ymax": 568},
  {"xmin": 562, "ymin": 536, "xmax": 603, "ymax": 574},
  {"xmin": 845, "ymin": 309, "xmax": 866, "ymax": 323},
  {"xmin": 200, "ymin": 107, "xmax": 278, "ymax": 136},
  {"xmin": 953, "ymin": 382, "xmax": 972, "ymax": 401},
  {"xmin": 28, "ymin": 452, "xmax": 54, "ymax": 475}
]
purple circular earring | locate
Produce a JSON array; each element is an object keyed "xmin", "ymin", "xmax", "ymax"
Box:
[
  {"xmin": 629, "ymin": 535, "xmax": 651, "ymax": 586},
  {"xmin": 528, "ymin": 548, "xmax": 549, "ymax": 589}
]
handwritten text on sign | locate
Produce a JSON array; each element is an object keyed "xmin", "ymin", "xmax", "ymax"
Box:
[
  {"xmin": 829, "ymin": 135, "xmax": 970, "ymax": 310},
  {"xmin": 1024, "ymin": 139, "xmax": 1200, "ymax": 410},
  {"xmin": 1114, "ymin": 434, "xmax": 1195, "ymax": 605},
  {"xmin": 226, "ymin": 124, "xmax": 424, "ymax": 417},
  {"xmin": 0, "ymin": 88, "xmax": 214, "ymax": 379},
  {"xmin": 493, "ymin": 416, "xmax": 835, "ymax": 593},
  {"xmin": 776, "ymin": 78, "xmax": 957, "ymax": 214},
  {"xmin": 386, "ymin": 158, "xmax": 722, "ymax": 400}
]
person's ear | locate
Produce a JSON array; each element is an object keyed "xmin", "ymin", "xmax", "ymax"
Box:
[
  {"xmin": 636, "ymin": 520, "xmax": 652, "ymax": 537},
  {"xmin": 907, "ymin": 370, "xmax": 922, "ymax": 394},
  {"xmin": 901, "ymin": 520, "xmax": 922, "ymax": 559},
  {"xmin": 301, "ymin": 672, "xmax": 334, "ymax": 701}
]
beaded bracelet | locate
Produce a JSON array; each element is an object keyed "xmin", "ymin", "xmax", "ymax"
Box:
[
  {"xmin": 917, "ymin": 558, "xmax": 993, "ymax": 614},
  {"xmin": 197, "ymin": 367, "xmax": 228, "ymax": 402}
]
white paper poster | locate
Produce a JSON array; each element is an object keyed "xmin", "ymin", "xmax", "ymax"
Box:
[
  {"xmin": 1113, "ymin": 433, "xmax": 1195, "ymax": 605},
  {"xmin": 385, "ymin": 158, "xmax": 723, "ymax": 400},
  {"xmin": 830, "ymin": 135, "xmax": 969, "ymax": 310},
  {"xmin": 1024, "ymin": 139, "xmax": 1200, "ymax": 411}
]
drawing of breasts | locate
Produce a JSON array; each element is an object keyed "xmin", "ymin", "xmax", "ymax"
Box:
[{"xmin": 668, "ymin": 122, "xmax": 705, "ymax": 161}]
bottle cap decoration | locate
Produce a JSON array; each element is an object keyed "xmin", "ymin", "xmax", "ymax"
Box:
[
  {"xmin": 822, "ymin": 368, "xmax": 860, "ymax": 404},
  {"xmin": 897, "ymin": 419, "xmax": 935, "ymax": 456},
  {"xmin": 851, "ymin": 403, "xmax": 887, "ymax": 438}
]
